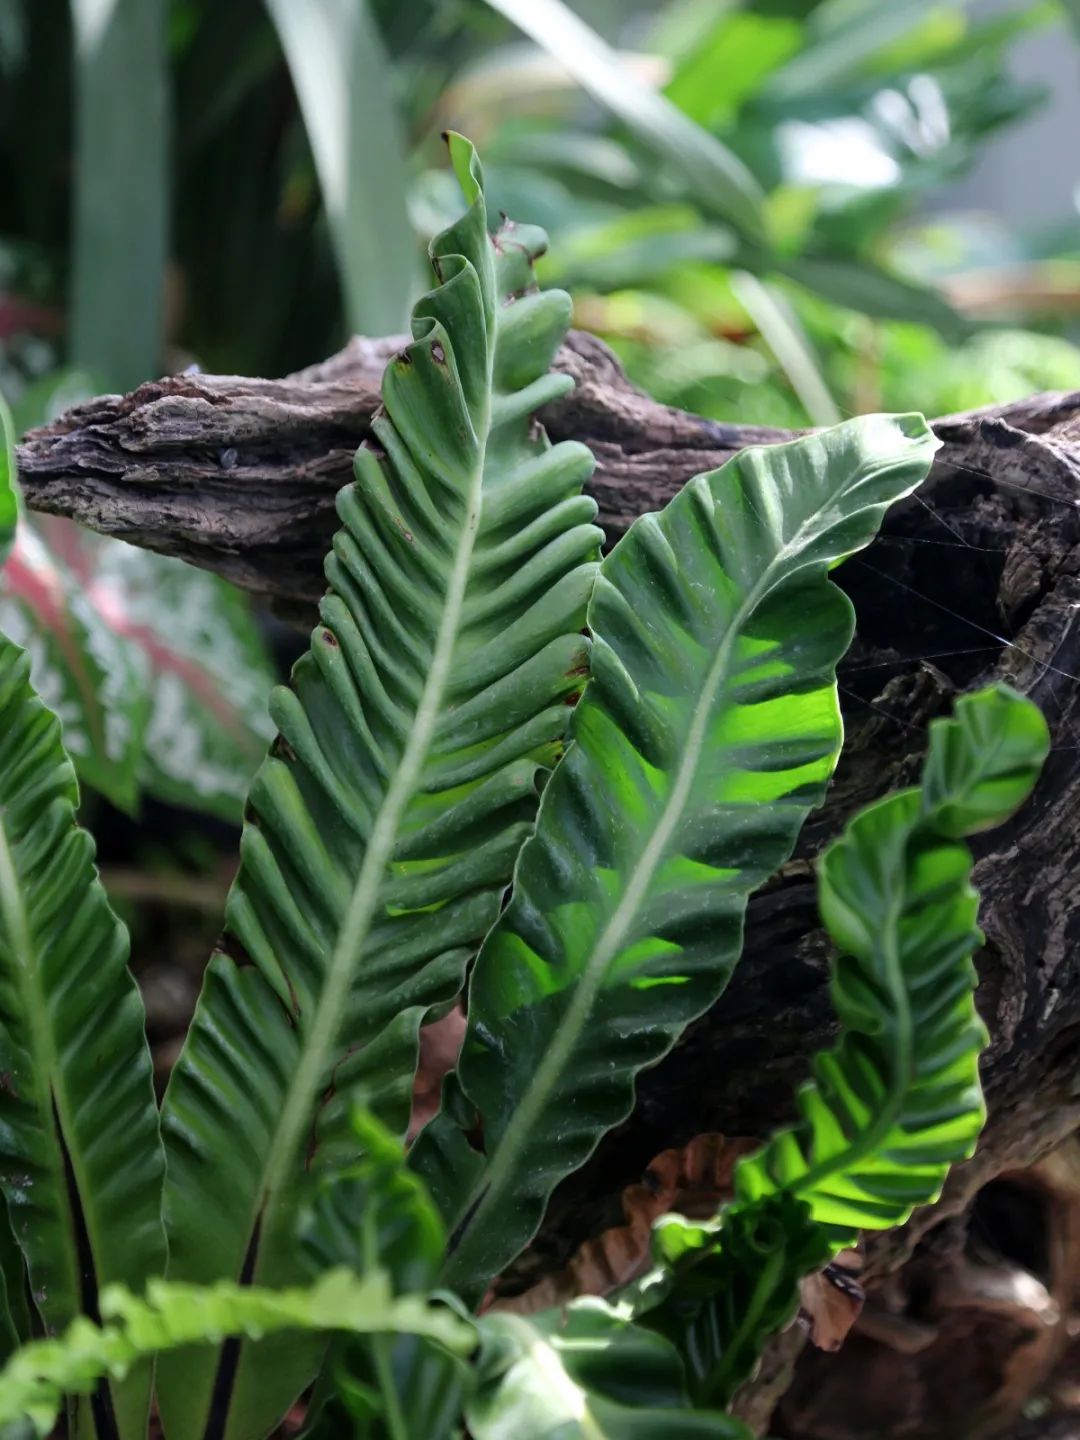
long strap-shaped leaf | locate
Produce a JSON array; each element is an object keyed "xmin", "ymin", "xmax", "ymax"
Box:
[
  {"xmin": 157, "ymin": 136, "xmax": 600, "ymax": 1440},
  {"xmin": 0, "ymin": 636, "xmax": 166, "ymax": 1440},
  {"xmin": 735, "ymin": 683, "xmax": 1049, "ymax": 1241},
  {"xmin": 414, "ymin": 414, "xmax": 939, "ymax": 1301},
  {"xmin": 630, "ymin": 685, "xmax": 1048, "ymax": 1403}
]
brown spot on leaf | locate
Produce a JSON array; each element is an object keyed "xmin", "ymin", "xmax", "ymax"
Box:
[
  {"xmin": 432, "ymin": 341, "xmax": 446, "ymax": 364},
  {"xmin": 321, "ymin": 628, "xmax": 338, "ymax": 647}
]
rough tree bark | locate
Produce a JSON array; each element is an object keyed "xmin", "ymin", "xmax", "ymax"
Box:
[{"xmin": 15, "ymin": 334, "xmax": 1080, "ymax": 1437}]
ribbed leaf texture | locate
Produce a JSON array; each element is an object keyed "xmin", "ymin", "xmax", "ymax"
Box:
[
  {"xmin": 735, "ymin": 684, "xmax": 1049, "ymax": 1244},
  {"xmin": 635, "ymin": 1193, "xmax": 830, "ymax": 1408},
  {"xmin": 0, "ymin": 1269, "xmax": 474, "ymax": 1439},
  {"xmin": 158, "ymin": 134, "xmax": 601, "ymax": 1440},
  {"xmin": 415, "ymin": 413, "xmax": 939, "ymax": 1300},
  {"xmin": 0, "ymin": 636, "xmax": 165, "ymax": 1440},
  {"xmin": 468, "ymin": 1301, "xmax": 752, "ymax": 1439}
]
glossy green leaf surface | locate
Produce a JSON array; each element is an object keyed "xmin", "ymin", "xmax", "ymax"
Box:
[
  {"xmin": 468, "ymin": 1301, "xmax": 751, "ymax": 1439},
  {"xmin": 736, "ymin": 685, "xmax": 1049, "ymax": 1245},
  {"xmin": 0, "ymin": 1268, "xmax": 474, "ymax": 1439},
  {"xmin": 158, "ymin": 135, "xmax": 601, "ymax": 1440},
  {"xmin": 0, "ymin": 635, "xmax": 166, "ymax": 1440},
  {"xmin": 416, "ymin": 413, "xmax": 939, "ymax": 1301},
  {"xmin": 0, "ymin": 396, "xmax": 15, "ymax": 565}
]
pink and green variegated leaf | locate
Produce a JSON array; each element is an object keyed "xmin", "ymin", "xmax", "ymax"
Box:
[
  {"xmin": 48, "ymin": 522, "xmax": 276, "ymax": 821},
  {"xmin": 0, "ymin": 524, "xmax": 148, "ymax": 812},
  {"xmin": 1, "ymin": 518, "xmax": 274, "ymax": 820}
]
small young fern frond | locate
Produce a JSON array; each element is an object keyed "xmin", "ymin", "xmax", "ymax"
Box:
[
  {"xmin": 736, "ymin": 683, "xmax": 1048, "ymax": 1240},
  {"xmin": 627, "ymin": 684, "xmax": 1049, "ymax": 1404}
]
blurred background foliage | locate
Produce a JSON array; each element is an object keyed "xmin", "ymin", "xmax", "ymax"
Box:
[
  {"xmin": 2, "ymin": 0, "xmax": 1078, "ymax": 435},
  {"xmin": 0, "ymin": 0, "xmax": 1079, "ymax": 829}
]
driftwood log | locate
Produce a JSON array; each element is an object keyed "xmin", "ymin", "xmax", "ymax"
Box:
[{"xmin": 16, "ymin": 334, "xmax": 1080, "ymax": 1437}]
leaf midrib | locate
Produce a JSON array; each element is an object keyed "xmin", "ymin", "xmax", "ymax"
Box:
[
  {"xmin": 248, "ymin": 330, "xmax": 498, "ymax": 1347},
  {"xmin": 443, "ymin": 480, "xmax": 855, "ymax": 1279},
  {"xmin": 259, "ymin": 450, "xmax": 490, "ymax": 1210}
]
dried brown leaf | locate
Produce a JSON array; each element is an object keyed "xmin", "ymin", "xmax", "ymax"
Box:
[{"xmin": 493, "ymin": 1133, "xmax": 759, "ymax": 1315}]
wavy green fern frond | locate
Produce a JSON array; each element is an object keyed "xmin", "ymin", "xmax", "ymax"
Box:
[
  {"xmin": 414, "ymin": 414, "xmax": 939, "ymax": 1301},
  {"xmin": 301, "ymin": 1109, "xmax": 445, "ymax": 1293},
  {"xmin": 623, "ymin": 687, "xmax": 1046, "ymax": 1408},
  {"xmin": 736, "ymin": 684, "xmax": 1049, "ymax": 1243},
  {"xmin": 158, "ymin": 134, "xmax": 601, "ymax": 1440}
]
